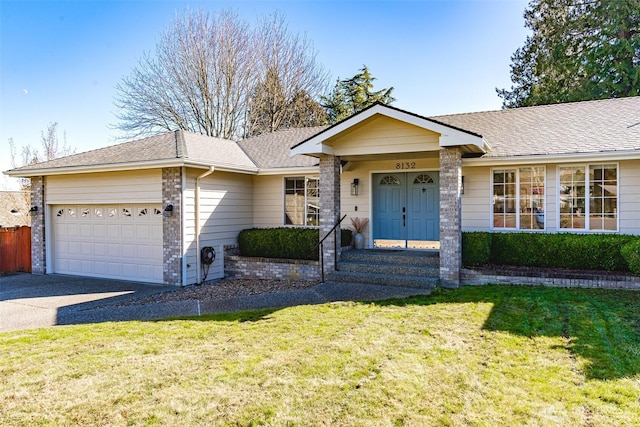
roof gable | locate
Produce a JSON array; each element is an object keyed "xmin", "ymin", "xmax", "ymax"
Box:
[{"xmin": 291, "ymin": 103, "xmax": 488, "ymax": 157}]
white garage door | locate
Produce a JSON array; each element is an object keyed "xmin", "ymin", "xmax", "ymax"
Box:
[{"xmin": 52, "ymin": 204, "xmax": 163, "ymax": 283}]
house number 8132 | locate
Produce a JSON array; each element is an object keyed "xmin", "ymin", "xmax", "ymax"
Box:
[{"xmin": 396, "ymin": 162, "xmax": 416, "ymax": 169}]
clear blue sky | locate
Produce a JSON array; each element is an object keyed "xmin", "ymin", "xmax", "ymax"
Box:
[{"xmin": 0, "ymin": 0, "xmax": 529, "ymax": 189}]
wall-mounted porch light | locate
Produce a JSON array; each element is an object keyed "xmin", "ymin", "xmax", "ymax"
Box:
[
  {"xmin": 351, "ymin": 178, "xmax": 359, "ymax": 196},
  {"xmin": 163, "ymin": 204, "xmax": 174, "ymax": 217},
  {"xmin": 29, "ymin": 206, "xmax": 38, "ymax": 213}
]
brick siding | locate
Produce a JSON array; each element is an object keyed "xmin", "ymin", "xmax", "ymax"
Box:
[
  {"xmin": 319, "ymin": 155, "xmax": 341, "ymax": 274},
  {"xmin": 162, "ymin": 167, "xmax": 182, "ymax": 285},
  {"xmin": 30, "ymin": 176, "xmax": 46, "ymax": 274},
  {"xmin": 439, "ymin": 147, "xmax": 462, "ymax": 287}
]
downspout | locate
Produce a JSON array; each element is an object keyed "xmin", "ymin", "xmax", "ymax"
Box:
[
  {"xmin": 181, "ymin": 167, "xmax": 187, "ymax": 286},
  {"xmin": 195, "ymin": 166, "xmax": 215, "ymax": 284}
]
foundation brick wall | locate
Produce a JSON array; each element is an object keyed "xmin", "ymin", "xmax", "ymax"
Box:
[
  {"xmin": 439, "ymin": 147, "xmax": 462, "ymax": 288},
  {"xmin": 30, "ymin": 176, "xmax": 46, "ymax": 274},
  {"xmin": 319, "ymin": 155, "xmax": 341, "ymax": 274},
  {"xmin": 225, "ymin": 254, "xmax": 320, "ymax": 281},
  {"xmin": 461, "ymin": 268, "xmax": 640, "ymax": 290},
  {"xmin": 162, "ymin": 167, "xmax": 182, "ymax": 285}
]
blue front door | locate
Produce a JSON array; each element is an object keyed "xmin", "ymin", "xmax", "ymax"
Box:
[
  {"xmin": 407, "ymin": 172, "xmax": 439, "ymax": 241},
  {"xmin": 373, "ymin": 172, "xmax": 439, "ymax": 246}
]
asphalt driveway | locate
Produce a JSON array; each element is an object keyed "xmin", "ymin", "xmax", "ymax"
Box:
[
  {"xmin": 0, "ymin": 273, "xmax": 432, "ymax": 333},
  {"xmin": 0, "ymin": 274, "xmax": 176, "ymax": 332}
]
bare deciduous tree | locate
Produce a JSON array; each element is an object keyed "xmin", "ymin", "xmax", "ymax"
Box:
[
  {"xmin": 114, "ymin": 9, "xmax": 328, "ymax": 140},
  {"xmin": 245, "ymin": 12, "xmax": 329, "ymax": 136},
  {"xmin": 8, "ymin": 122, "xmax": 75, "ymax": 214},
  {"xmin": 115, "ymin": 10, "xmax": 253, "ymax": 139}
]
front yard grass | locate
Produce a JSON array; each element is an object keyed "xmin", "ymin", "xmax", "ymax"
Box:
[{"xmin": 1, "ymin": 285, "xmax": 639, "ymax": 426}]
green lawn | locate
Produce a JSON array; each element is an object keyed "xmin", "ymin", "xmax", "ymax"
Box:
[{"xmin": 1, "ymin": 285, "xmax": 639, "ymax": 426}]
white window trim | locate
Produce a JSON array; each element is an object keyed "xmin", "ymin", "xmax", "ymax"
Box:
[
  {"xmin": 556, "ymin": 162, "xmax": 619, "ymax": 233},
  {"xmin": 283, "ymin": 176, "xmax": 320, "ymax": 227},
  {"xmin": 490, "ymin": 166, "xmax": 547, "ymax": 232}
]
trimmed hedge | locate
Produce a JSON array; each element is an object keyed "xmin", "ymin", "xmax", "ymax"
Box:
[
  {"xmin": 462, "ymin": 232, "xmax": 492, "ymax": 266},
  {"xmin": 462, "ymin": 232, "xmax": 640, "ymax": 272},
  {"xmin": 341, "ymin": 228, "xmax": 353, "ymax": 248},
  {"xmin": 621, "ymin": 240, "xmax": 640, "ymax": 274},
  {"xmin": 238, "ymin": 227, "xmax": 354, "ymax": 261},
  {"xmin": 239, "ymin": 228, "xmax": 319, "ymax": 260}
]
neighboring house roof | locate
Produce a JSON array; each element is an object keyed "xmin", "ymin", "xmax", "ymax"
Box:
[
  {"xmin": 238, "ymin": 127, "xmax": 327, "ymax": 169},
  {"xmin": 432, "ymin": 96, "xmax": 640, "ymax": 159},
  {"xmin": 0, "ymin": 191, "xmax": 30, "ymax": 228}
]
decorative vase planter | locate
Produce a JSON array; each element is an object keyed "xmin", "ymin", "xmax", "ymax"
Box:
[{"xmin": 353, "ymin": 232, "xmax": 365, "ymax": 250}]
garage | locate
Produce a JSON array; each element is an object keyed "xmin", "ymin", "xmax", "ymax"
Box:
[{"xmin": 51, "ymin": 204, "xmax": 163, "ymax": 283}]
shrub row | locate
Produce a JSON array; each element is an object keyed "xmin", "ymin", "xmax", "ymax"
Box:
[
  {"xmin": 238, "ymin": 228, "xmax": 353, "ymax": 261},
  {"xmin": 462, "ymin": 232, "xmax": 640, "ymax": 273}
]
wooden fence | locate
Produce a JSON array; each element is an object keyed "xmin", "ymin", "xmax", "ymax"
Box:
[{"xmin": 0, "ymin": 226, "xmax": 31, "ymax": 274}]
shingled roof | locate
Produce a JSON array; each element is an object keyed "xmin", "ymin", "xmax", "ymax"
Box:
[
  {"xmin": 9, "ymin": 130, "xmax": 257, "ymax": 173},
  {"xmin": 431, "ymin": 96, "xmax": 640, "ymax": 158},
  {"xmin": 6, "ymin": 97, "xmax": 640, "ymax": 178},
  {"xmin": 237, "ymin": 126, "xmax": 327, "ymax": 169}
]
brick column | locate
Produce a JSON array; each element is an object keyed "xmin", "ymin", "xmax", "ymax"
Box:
[
  {"xmin": 30, "ymin": 176, "xmax": 46, "ymax": 274},
  {"xmin": 439, "ymin": 147, "xmax": 462, "ymax": 288},
  {"xmin": 162, "ymin": 167, "xmax": 182, "ymax": 285},
  {"xmin": 319, "ymin": 154, "xmax": 341, "ymax": 274}
]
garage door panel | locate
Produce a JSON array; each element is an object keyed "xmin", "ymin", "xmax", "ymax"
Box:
[
  {"xmin": 79, "ymin": 224, "xmax": 92, "ymax": 237},
  {"xmin": 122, "ymin": 244, "xmax": 136, "ymax": 258},
  {"xmin": 93, "ymin": 224, "xmax": 106, "ymax": 237},
  {"xmin": 94, "ymin": 242, "xmax": 106, "ymax": 256},
  {"xmin": 53, "ymin": 204, "xmax": 163, "ymax": 283}
]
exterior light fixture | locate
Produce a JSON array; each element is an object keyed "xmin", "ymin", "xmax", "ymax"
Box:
[
  {"xmin": 351, "ymin": 178, "xmax": 359, "ymax": 196},
  {"xmin": 163, "ymin": 204, "xmax": 174, "ymax": 217},
  {"xmin": 29, "ymin": 206, "xmax": 38, "ymax": 213}
]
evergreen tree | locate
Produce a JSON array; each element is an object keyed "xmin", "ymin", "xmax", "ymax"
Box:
[
  {"xmin": 498, "ymin": 0, "xmax": 640, "ymax": 108},
  {"xmin": 322, "ymin": 66, "xmax": 395, "ymax": 123}
]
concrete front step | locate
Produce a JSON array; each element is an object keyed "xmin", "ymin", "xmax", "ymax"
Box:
[
  {"xmin": 341, "ymin": 249, "xmax": 440, "ymax": 267},
  {"xmin": 327, "ymin": 270, "xmax": 439, "ymax": 289},
  {"xmin": 338, "ymin": 260, "xmax": 439, "ymax": 277}
]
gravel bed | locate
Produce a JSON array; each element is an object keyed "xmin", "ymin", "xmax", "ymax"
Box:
[{"xmin": 112, "ymin": 279, "xmax": 320, "ymax": 307}]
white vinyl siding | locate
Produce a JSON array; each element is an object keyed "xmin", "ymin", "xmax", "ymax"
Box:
[
  {"xmin": 620, "ymin": 159, "xmax": 640, "ymax": 234},
  {"xmin": 460, "ymin": 166, "xmax": 491, "ymax": 231},
  {"xmin": 252, "ymin": 175, "xmax": 286, "ymax": 227},
  {"xmin": 327, "ymin": 115, "xmax": 440, "ymax": 157},
  {"xmin": 183, "ymin": 169, "xmax": 253, "ymax": 285},
  {"xmin": 45, "ymin": 170, "xmax": 162, "ymax": 204}
]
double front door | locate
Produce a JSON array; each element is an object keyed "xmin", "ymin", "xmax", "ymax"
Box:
[{"xmin": 373, "ymin": 172, "xmax": 439, "ymax": 247}]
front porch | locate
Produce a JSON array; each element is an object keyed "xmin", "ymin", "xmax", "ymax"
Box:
[
  {"xmin": 330, "ymin": 249, "xmax": 440, "ymax": 290},
  {"xmin": 292, "ymin": 104, "xmax": 485, "ymax": 287}
]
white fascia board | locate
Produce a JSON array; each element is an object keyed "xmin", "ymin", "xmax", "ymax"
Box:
[
  {"xmin": 462, "ymin": 150, "xmax": 640, "ymax": 166},
  {"xmin": 290, "ymin": 141, "xmax": 334, "ymax": 157},
  {"xmin": 4, "ymin": 159, "xmax": 258, "ymax": 177},
  {"xmin": 257, "ymin": 166, "xmax": 319, "ymax": 176}
]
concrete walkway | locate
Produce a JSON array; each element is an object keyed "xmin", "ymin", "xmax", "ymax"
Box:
[{"xmin": 0, "ymin": 274, "xmax": 432, "ymax": 332}]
